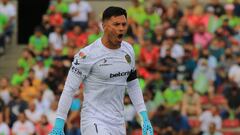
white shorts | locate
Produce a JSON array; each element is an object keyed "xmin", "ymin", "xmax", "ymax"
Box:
[{"xmin": 81, "ymin": 122, "xmax": 126, "ymax": 135}]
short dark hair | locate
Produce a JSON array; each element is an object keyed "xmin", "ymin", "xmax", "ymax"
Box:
[{"xmin": 102, "ymin": 6, "xmax": 127, "ymax": 22}]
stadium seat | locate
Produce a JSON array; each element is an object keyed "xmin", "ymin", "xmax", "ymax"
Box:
[
  {"xmin": 188, "ymin": 118, "xmax": 200, "ymax": 128},
  {"xmin": 223, "ymin": 132, "xmax": 237, "ymax": 135},
  {"xmin": 200, "ymin": 96, "xmax": 209, "ymax": 104},
  {"xmin": 223, "ymin": 119, "xmax": 240, "ymax": 128},
  {"xmin": 211, "ymin": 95, "xmax": 226, "ymax": 105}
]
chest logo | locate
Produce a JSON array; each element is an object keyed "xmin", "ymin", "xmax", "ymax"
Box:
[
  {"xmin": 125, "ymin": 54, "xmax": 131, "ymax": 64},
  {"xmin": 79, "ymin": 52, "xmax": 86, "ymax": 59}
]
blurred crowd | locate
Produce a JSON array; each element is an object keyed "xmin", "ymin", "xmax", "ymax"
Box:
[
  {"xmin": 1, "ymin": 0, "xmax": 240, "ymax": 135},
  {"xmin": 0, "ymin": 0, "xmax": 15, "ymax": 55}
]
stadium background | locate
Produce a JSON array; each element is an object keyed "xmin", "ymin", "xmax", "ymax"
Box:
[{"xmin": 1, "ymin": 0, "xmax": 240, "ymax": 134}]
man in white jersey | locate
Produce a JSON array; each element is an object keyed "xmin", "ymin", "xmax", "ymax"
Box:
[{"xmin": 49, "ymin": 6, "xmax": 153, "ymax": 135}]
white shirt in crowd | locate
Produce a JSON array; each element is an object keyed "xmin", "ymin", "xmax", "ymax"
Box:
[
  {"xmin": 0, "ymin": 88, "xmax": 10, "ymax": 105},
  {"xmin": 160, "ymin": 43, "xmax": 184, "ymax": 59},
  {"xmin": 199, "ymin": 110, "xmax": 222, "ymax": 132},
  {"xmin": 47, "ymin": 109, "xmax": 56, "ymax": 126},
  {"xmin": 228, "ymin": 64, "xmax": 240, "ymax": 87},
  {"xmin": 69, "ymin": 1, "xmax": 92, "ymax": 22},
  {"xmin": 12, "ymin": 120, "xmax": 35, "ymax": 135},
  {"xmin": 33, "ymin": 65, "xmax": 48, "ymax": 81},
  {"xmin": 0, "ymin": 122, "xmax": 10, "ymax": 135},
  {"xmin": 0, "ymin": 2, "xmax": 16, "ymax": 18},
  {"xmin": 49, "ymin": 32, "xmax": 67, "ymax": 50},
  {"xmin": 25, "ymin": 109, "xmax": 43, "ymax": 124},
  {"xmin": 124, "ymin": 104, "xmax": 136, "ymax": 122}
]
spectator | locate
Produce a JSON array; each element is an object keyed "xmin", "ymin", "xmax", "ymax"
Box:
[
  {"xmin": 35, "ymin": 115, "xmax": 53, "ymax": 135},
  {"xmin": 228, "ymin": 55, "xmax": 240, "ymax": 87},
  {"xmin": 0, "ymin": 111, "xmax": 10, "ymax": 135},
  {"xmin": 143, "ymin": 3, "xmax": 161, "ymax": 30},
  {"xmin": 233, "ymin": 0, "xmax": 240, "ymax": 17},
  {"xmin": 205, "ymin": 0, "xmax": 225, "ymax": 17},
  {"xmin": 10, "ymin": 67, "xmax": 28, "ymax": 86},
  {"xmin": 25, "ymin": 102, "xmax": 42, "ymax": 124},
  {"xmin": 49, "ymin": 26, "xmax": 67, "ymax": 54},
  {"xmin": 66, "ymin": 25, "xmax": 88, "ymax": 48},
  {"xmin": 5, "ymin": 86, "xmax": 28, "ymax": 127},
  {"xmin": 20, "ymin": 78, "xmax": 39, "ymax": 103},
  {"xmin": 48, "ymin": 0, "xmax": 69, "ymax": 16},
  {"xmin": 17, "ymin": 48, "xmax": 36, "ymax": 73},
  {"xmin": 124, "ymin": 95, "xmax": 136, "ymax": 132},
  {"xmin": 48, "ymin": 5, "xmax": 64, "ymax": 28},
  {"xmin": 47, "ymin": 101, "xmax": 58, "ymax": 126},
  {"xmin": 0, "ymin": 12, "xmax": 8, "ymax": 54},
  {"xmin": 152, "ymin": 0, "xmax": 166, "ymax": 17},
  {"xmin": 41, "ymin": 47, "xmax": 53, "ymax": 68},
  {"xmin": 205, "ymin": 6, "xmax": 219, "ymax": 33},
  {"xmin": 193, "ymin": 59, "xmax": 215, "ymax": 95},
  {"xmin": 193, "ymin": 25, "xmax": 213, "ymax": 49},
  {"xmin": 28, "ymin": 27, "xmax": 48, "ymax": 55},
  {"xmin": 139, "ymin": 38, "xmax": 159, "ymax": 71},
  {"xmin": 87, "ymin": 21, "xmax": 102, "ymax": 44},
  {"xmin": 163, "ymin": 79, "xmax": 183, "ymax": 108},
  {"xmin": 127, "ymin": 0, "xmax": 146, "ymax": 26},
  {"xmin": 222, "ymin": 83, "xmax": 240, "ymax": 119},
  {"xmin": 159, "ymin": 46, "xmax": 178, "ymax": 82},
  {"xmin": 199, "ymin": 49, "xmax": 217, "ymax": 69},
  {"xmin": 203, "ymin": 122, "xmax": 222, "ymax": 135},
  {"xmin": 12, "ymin": 112, "xmax": 35, "ymax": 135},
  {"xmin": 68, "ymin": 0, "xmax": 92, "ymax": 31},
  {"xmin": 0, "ymin": 0, "xmax": 16, "ymax": 40},
  {"xmin": 199, "ymin": 106, "xmax": 222, "ymax": 134},
  {"xmin": 181, "ymin": 84, "xmax": 202, "ymax": 117},
  {"xmin": 218, "ymin": 4, "xmax": 240, "ymax": 28},
  {"xmin": 151, "ymin": 105, "xmax": 173, "ymax": 135},
  {"xmin": 160, "ymin": 34, "xmax": 184, "ymax": 61},
  {"xmin": 0, "ymin": 77, "xmax": 11, "ymax": 105},
  {"xmin": 33, "ymin": 56, "xmax": 49, "ymax": 81}
]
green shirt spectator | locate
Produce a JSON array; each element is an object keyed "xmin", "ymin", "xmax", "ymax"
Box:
[
  {"xmin": 0, "ymin": 13, "xmax": 8, "ymax": 34},
  {"xmin": 11, "ymin": 67, "xmax": 28, "ymax": 86},
  {"xmin": 17, "ymin": 57, "xmax": 36, "ymax": 72},
  {"xmin": 133, "ymin": 43, "xmax": 141, "ymax": 60},
  {"xmin": 218, "ymin": 15, "xmax": 240, "ymax": 28},
  {"xmin": 127, "ymin": 4, "xmax": 146, "ymax": 25},
  {"xmin": 163, "ymin": 80, "xmax": 183, "ymax": 106},
  {"xmin": 143, "ymin": 12, "xmax": 161, "ymax": 30},
  {"xmin": 28, "ymin": 27, "xmax": 48, "ymax": 54},
  {"xmin": 44, "ymin": 57, "xmax": 53, "ymax": 68},
  {"xmin": 88, "ymin": 32, "xmax": 102, "ymax": 44},
  {"xmin": 48, "ymin": 0, "xmax": 69, "ymax": 14}
]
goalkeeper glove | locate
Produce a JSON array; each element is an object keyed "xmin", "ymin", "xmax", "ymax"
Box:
[
  {"xmin": 140, "ymin": 111, "xmax": 153, "ymax": 135},
  {"xmin": 48, "ymin": 118, "xmax": 65, "ymax": 135}
]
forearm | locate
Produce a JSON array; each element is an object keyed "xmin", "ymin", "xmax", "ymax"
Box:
[
  {"xmin": 127, "ymin": 79, "xmax": 146, "ymax": 113},
  {"xmin": 56, "ymin": 71, "xmax": 83, "ymax": 120}
]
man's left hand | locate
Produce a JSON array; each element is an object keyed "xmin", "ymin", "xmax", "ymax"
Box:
[{"xmin": 140, "ymin": 111, "xmax": 154, "ymax": 135}]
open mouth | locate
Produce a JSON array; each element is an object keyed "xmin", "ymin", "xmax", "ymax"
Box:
[{"xmin": 118, "ymin": 34, "xmax": 124, "ymax": 39}]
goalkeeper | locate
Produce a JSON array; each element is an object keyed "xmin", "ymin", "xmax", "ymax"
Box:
[{"xmin": 49, "ymin": 6, "xmax": 153, "ymax": 135}]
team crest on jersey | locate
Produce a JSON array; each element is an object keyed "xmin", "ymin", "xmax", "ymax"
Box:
[
  {"xmin": 125, "ymin": 54, "xmax": 131, "ymax": 64},
  {"xmin": 79, "ymin": 52, "xmax": 86, "ymax": 59}
]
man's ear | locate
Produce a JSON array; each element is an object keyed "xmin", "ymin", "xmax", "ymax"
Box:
[{"xmin": 102, "ymin": 21, "xmax": 106, "ymax": 30}]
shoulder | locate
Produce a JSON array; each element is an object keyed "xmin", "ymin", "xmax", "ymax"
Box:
[
  {"xmin": 74, "ymin": 39, "xmax": 100, "ymax": 62},
  {"xmin": 121, "ymin": 40, "xmax": 134, "ymax": 56}
]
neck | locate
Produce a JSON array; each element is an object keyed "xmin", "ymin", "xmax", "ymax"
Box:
[{"xmin": 101, "ymin": 34, "xmax": 120, "ymax": 49}]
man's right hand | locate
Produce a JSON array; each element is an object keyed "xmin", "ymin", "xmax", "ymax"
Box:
[{"xmin": 48, "ymin": 118, "xmax": 65, "ymax": 135}]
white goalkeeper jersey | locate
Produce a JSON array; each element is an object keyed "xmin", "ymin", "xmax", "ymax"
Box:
[{"xmin": 56, "ymin": 38, "xmax": 141, "ymax": 126}]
